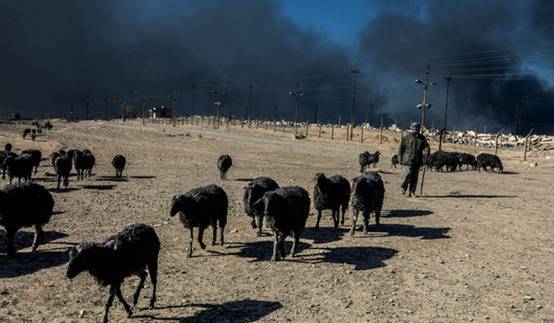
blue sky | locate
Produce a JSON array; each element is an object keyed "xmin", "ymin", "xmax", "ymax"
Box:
[{"xmin": 279, "ymin": 0, "xmax": 377, "ymax": 47}]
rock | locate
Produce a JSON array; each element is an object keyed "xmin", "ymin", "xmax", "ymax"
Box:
[
  {"xmin": 79, "ymin": 310, "xmax": 85, "ymax": 318},
  {"xmin": 523, "ymin": 295, "xmax": 534, "ymax": 301}
]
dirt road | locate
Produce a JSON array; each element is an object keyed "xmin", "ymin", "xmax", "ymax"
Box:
[{"xmin": 1, "ymin": 120, "xmax": 552, "ymax": 322}]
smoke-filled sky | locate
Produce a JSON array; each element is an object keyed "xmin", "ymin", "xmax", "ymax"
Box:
[{"xmin": 1, "ymin": 0, "xmax": 553, "ymax": 134}]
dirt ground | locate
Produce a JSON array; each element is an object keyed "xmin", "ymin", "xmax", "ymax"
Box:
[{"xmin": 0, "ymin": 120, "xmax": 553, "ymax": 323}]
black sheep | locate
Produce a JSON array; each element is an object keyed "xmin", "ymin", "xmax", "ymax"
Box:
[
  {"xmin": 4, "ymin": 153, "xmax": 34, "ymax": 184},
  {"xmin": 427, "ymin": 151, "xmax": 458, "ymax": 172},
  {"xmin": 253, "ymin": 186, "xmax": 310, "ymax": 261},
  {"xmin": 53, "ymin": 152, "xmax": 72, "ymax": 189},
  {"xmin": 359, "ymin": 151, "xmax": 380, "ymax": 172},
  {"xmin": 391, "ymin": 154, "xmax": 399, "ymax": 169},
  {"xmin": 350, "ymin": 171, "xmax": 385, "ymax": 236},
  {"xmin": 217, "ymin": 154, "xmax": 232, "ymax": 180},
  {"xmin": 459, "ymin": 153, "xmax": 477, "ymax": 170},
  {"xmin": 112, "ymin": 155, "xmax": 127, "ymax": 177},
  {"xmin": 170, "ymin": 184, "xmax": 228, "ymax": 257},
  {"xmin": 21, "ymin": 149, "xmax": 42, "ymax": 174},
  {"xmin": 0, "ymin": 183, "xmax": 54, "ymax": 257},
  {"xmin": 22, "ymin": 128, "xmax": 31, "ymax": 139},
  {"xmin": 66, "ymin": 224, "xmax": 159, "ymax": 323},
  {"xmin": 4, "ymin": 143, "xmax": 12, "ymax": 152},
  {"xmin": 313, "ymin": 173, "xmax": 350, "ymax": 229},
  {"xmin": 0, "ymin": 150, "xmax": 17, "ymax": 180},
  {"xmin": 477, "ymin": 153, "xmax": 503, "ymax": 173},
  {"xmin": 243, "ymin": 177, "xmax": 279, "ymax": 236},
  {"xmin": 73, "ymin": 150, "xmax": 95, "ymax": 180}
]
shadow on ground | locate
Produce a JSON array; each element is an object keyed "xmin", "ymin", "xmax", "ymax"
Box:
[
  {"xmin": 424, "ymin": 194, "xmax": 516, "ymax": 199},
  {"xmin": 314, "ymin": 246, "xmax": 398, "ymax": 270},
  {"xmin": 80, "ymin": 184, "xmax": 116, "ymax": 190},
  {"xmin": 379, "ymin": 224, "xmax": 451, "ymax": 239},
  {"xmin": 135, "ymin": 299, "xmax": 283, "ymax": 322},
  {"xmin": 49, "ymin": 187, "xmax": 81, "ymax": 193},
  {"xmin": 234, "ymin": 178, "xmax": 255, "ymax": 182},
  {"xmin": 0, "ymin": 230, "xmax": 68, "ymax": 254},
  {"xmin": 96, "ymin": 176, "xmax": 128, "ymax": 182},
  {"xmin": 386, "ymin": 209, "xmax": 433, "ymax": 217},
  {"xmin": 0, "ymin": 230, "xmax": 70, "ymax": 278},
  {"xmin": 227, "ymin": 240, "xmax": 311, "ymax": 262},
  {"xmin": 0, "ymin": 250, "xmax": 70, "ymax": 278},
  {"xmin": 302, "ymin": 227, "xmax": 347, "ymax": 244}
]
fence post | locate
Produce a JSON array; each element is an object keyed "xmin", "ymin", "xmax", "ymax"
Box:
[
  {"xmin": 361, "ymin": 125, "xmax": 364, "ymax": 143},
  {"xmin": 494, "ymin": 133, "xmax": 499, "ymax": 156},
  {"xmin": 331, "ymin": 124, "xmax": 334, "ymax": 140},
  {"xmin": 523, "ymin": 129, "xmax": 534, "ymax": 161}
]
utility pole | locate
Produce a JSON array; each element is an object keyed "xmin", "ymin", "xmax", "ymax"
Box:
[
  {"xmin": 289, "ymin": 87, "xmax": 304, "ymax": 138},
  {"xmin": 369, "ymin": 103, "xmax": 373, "ymax": 127},
  {"xmin": 172, "ymin": 91, "xmax": 177, "ymax": 117},
  {"xmin": 415, "ymin": 64, "xmax": 437, "ymax": 130},
  {"xmin": 212, "ymin": 89, "xmax": 224, "ymax": 129},
  {"xmin": 438, "ymin": 73, "xmax": 451, "ymax": 151},
  {"xmin": 248, "ymin": 84, "xmax": 253, "ymax": 123},
  {"xmin": 273, "ymin": 106, "xmax": 277, "ymax": 132},
  {"xmin": 190, "ymin": 83, "xmax": 196, "ymax": 116},
  {"xmin": 349, "ymin": 66, "xmax": 360, "ymax": 141},
  {"xmin": 514, "ymin": 99, "xmax": 520, "ymax": 135}
]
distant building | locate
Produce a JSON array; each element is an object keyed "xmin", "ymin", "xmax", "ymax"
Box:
[{"xmin": 149, "ymin": 106, "xmax": 172, "ymax": 118}]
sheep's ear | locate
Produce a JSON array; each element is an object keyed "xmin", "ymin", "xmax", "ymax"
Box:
[{"xmin": 69, "ymin": 245, "xmax": 81, "ymax": 259}]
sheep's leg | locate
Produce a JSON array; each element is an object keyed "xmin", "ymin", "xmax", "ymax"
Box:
[
  {"xmin": 363, "ymin": 211, "xmax": 369, "ymax": 235},
  {"xmin": 114, "ymin": 284, "xmax": 133, "ymax": 317},
  {"xmin": 102, "ymin": 286, "xmax": 116, "ymax": 323},
  {"xmin": 147, "ymin": 260, "xmax": 158, "ymax": 309},
  {"xmin": 186, "ymin": 228, "xmax": 193, "ymax": 258},
  {"xmin": 198, "ymin": 227, "xmax": 206, "ymax": 249},
  {"xmin": 341, "ymin": 205, "xmax": 347, "ymax": 226},
  {"xmin": 255, "ymin": 215, "xmax": 263, "ymax": 237},
  {"xmin": 31, "ymin": 225, "xmax": 44, "ymax": 252},
  {"xmin": 290, "ymin": 231, "xmax": 300, "ymax": 258},
  {"xmin": 211, "ymin": 223, "xmax": 217, "ymax": 246},
  {"xmin": 375, "ymin": 209, "xmax": 381, "ymax": 228},
  {"xmin": 279, "ymin": 234, "xmax": 286, "ymax": 259},
  {"xmin": 5, "ymin": 228, "xmax": 16, "ymax": 258},
  {"xmin": 271, "ymin": 231, "xmax": 279, "ymax": 262},
  {"xmin": 219, "ymin": 222, "xmax": 225, "ymax": 246},
  {"xmin": 57, "ymin": 175, "xmax": 61, "ymax": 189},
  {"xmin": 132, "ymin": 271, "xmax": 147, "ymax": 306},
  {"xmin": 315, "ymin": 210, "xmax": 322, "ymax": 230},
  {"xmin": 332, "ymin": 209, "xmax": 339, "ymax": 229},
  {"xmin": 350, "ymin": 209, "xmax": 359, "ymax": 236}
]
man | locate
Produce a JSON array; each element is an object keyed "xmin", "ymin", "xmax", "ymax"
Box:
[{"xmin": 398, "ymin": 122, "xmax": 430, "ymax": 197}]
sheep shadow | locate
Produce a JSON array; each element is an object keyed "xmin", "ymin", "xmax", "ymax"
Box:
[
  {"xmin": 0, "ymin": 230, "xmax": 69, "ymax": 278},
  {"xmin": 0, "ymin": 230, "xmax": 68, "ymax": 254},
  {"xmin": 136, "ymin": 299, "xmax": 283, "ymax": 322},
  {"xmin": 424, "ymin": 194, "xmax": 516, "ymax": 199},
  {"xmin": 130, "ymin": 176, "xmax": 157, "ymax": 179},
  {"xmin": 228, "ymin": 240, "xmax": 311, "ymax": 262},
  {"xmin": 80, "ymin": 184, "xmax": 116, "ymax": 190},
  {"xmin": 302, "ymin": 227, "xmax": 347, "ymax": 244},
  {"xmin": 501, "ymin": 171, "xmax": 519, "ymax": 175},
  {"xmin": 96, "ymin": 176, "xmax": 128, "ymax": 182},
  {"xmin": 379, "ymin": 224, "xmax": 451, "ymax": 239},
  {"xmin": 386, "ymin": 209, "xmax": 433, "ymax": 218},
  {"xmin": 49, "ymin": 187, "xmax": 81, "ymax": 193},
  {"xmin": 234, "ymin": 178, "xmax": 255, "ymax": 182},
  {"xmin": 0, "ymin": 250, "xmax": 70, "ymax": 278},
  {"xmin": 314, "ymin": 246, "xmax": 398, "ymax": 270}
]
